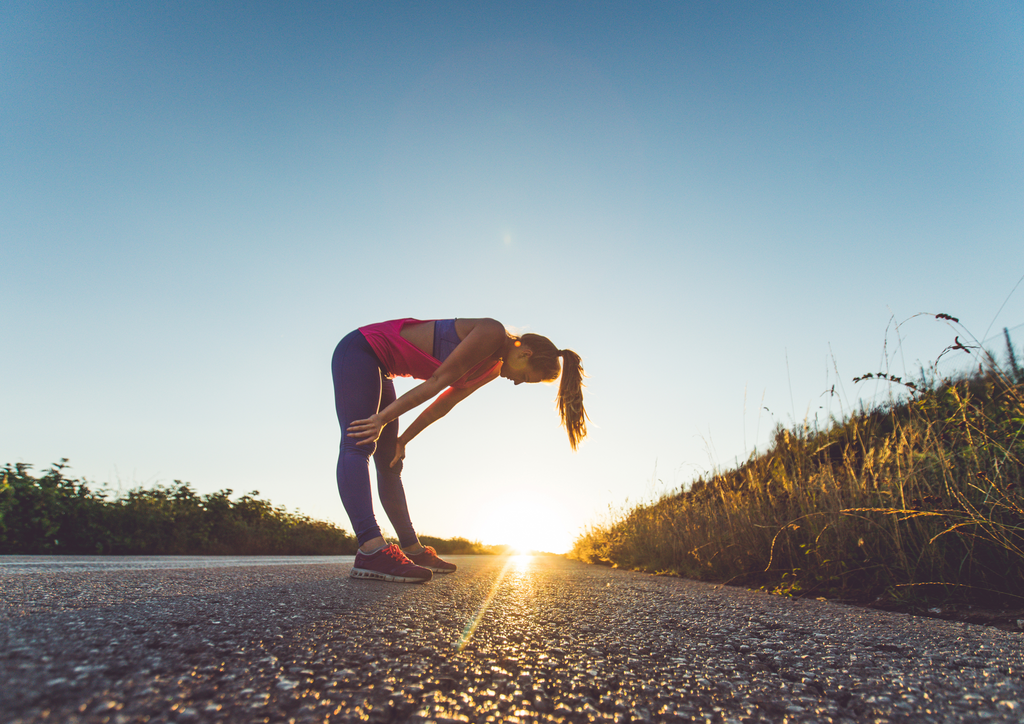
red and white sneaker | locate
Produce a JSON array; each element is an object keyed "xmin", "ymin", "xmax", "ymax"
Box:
[
  {"xmin": 351, "ymin": 544, "xmax": 432, "ymax": 583},
  {"xmin": 406, "ymin": 545, "xmax": 457, "ymax": 574}
]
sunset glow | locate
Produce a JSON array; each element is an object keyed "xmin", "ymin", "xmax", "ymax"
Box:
[{"xmin": 474, "ymin": 492, "xmax": 574, "ymax": 555}]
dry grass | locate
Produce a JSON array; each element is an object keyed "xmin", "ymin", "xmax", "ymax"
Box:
[{"xmin": 570, "ymin": 321, "xmax": 1024, "ymax": 608}]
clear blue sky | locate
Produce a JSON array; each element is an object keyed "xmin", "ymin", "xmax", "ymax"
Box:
[{"xmin": 3, "ymin": 2, "xmax": 1022, "ymax": 553}]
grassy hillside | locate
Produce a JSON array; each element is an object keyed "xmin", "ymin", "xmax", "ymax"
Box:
[{"xmin": 570, "ymin": 324, "xmax": 1024, "ymax": 610}]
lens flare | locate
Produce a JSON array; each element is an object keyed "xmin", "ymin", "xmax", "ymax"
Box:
[{"xmin": 455, "ymin": 554, "xmax": 533, "ymax": 652}]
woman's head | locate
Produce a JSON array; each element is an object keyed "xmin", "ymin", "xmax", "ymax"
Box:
[{"xmin": 505, "ymin": 332, "xmax": 588, "ymax": 451}]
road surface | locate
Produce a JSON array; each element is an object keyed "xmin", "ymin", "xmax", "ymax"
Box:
[{"xmin": 1, "ymin": 555, "xmax": 1022, "ymax": 723}]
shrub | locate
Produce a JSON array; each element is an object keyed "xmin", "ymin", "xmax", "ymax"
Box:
[{"xmin": 0, "ymin": 463, "xmax": 357, "ymax": 556}]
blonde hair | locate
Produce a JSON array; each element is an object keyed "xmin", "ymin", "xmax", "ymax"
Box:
[{"xmin": 517, "ymin": 332, "xmax": 588, "ymax": 451}]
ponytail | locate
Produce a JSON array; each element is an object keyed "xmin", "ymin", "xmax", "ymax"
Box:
[
  {"xmin": 556, "ymin": 348, "xmax": 588, "ymax": 451},
  {"xmin": 518, "ymin": 332, "xmax": 589, "ymax": 450}
]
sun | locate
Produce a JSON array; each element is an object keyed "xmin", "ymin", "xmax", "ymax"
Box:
[{"xmin": 474, "ymin": 492, "xmax": 573, "ymax": 554}]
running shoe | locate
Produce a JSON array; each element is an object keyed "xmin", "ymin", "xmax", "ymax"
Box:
[
  {"xmin": 407, "ymin": 545, "xmax": 458, "ymax": 574},
  {"xmin": 350, "ymin": 544, "xmax": 432, "ymax": 583}
]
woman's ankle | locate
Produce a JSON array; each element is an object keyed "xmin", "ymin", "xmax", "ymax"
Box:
[{"xmin": 360, "ymin": 537, "xmax": 388, "ymax": 555}]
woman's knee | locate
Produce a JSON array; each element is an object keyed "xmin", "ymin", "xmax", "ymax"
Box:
[{"xmin": 374, "ymin": 455, "xmax": 403, "ymax": 476}]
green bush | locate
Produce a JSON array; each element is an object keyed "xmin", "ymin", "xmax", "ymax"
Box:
[
  {"xmin": 0, "ymin": 462, "xmax": 358, "ymax": 556},
  {"xmin": 0, "ymin": 463, "xmax": 504, "ymax": 556},
  {"xmin": 418, "ymin": 535, "xmax": 498, "ymax": 555}
]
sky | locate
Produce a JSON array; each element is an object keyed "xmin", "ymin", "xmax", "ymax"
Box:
[{"xmin": 3, "ymin": 2, "xmax": 1022, "ymax": 554}]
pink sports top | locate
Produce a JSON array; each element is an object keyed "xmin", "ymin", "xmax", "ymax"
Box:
[{"xmin": 358, "ymin": 318, "xmax": 502, "ymax": 389}]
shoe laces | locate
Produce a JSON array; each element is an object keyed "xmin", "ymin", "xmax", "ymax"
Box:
[{"xmin": 383, "ymin": 544, "xmax": 412, "ymax": 563}]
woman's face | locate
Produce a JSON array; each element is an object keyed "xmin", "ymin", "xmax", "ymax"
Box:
[{"xmin": 499, "ymin": 346, "xmax": 545, "ymax": 385}]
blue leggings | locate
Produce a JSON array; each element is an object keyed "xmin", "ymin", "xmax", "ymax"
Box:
[{"xmin": 332, "ymin": 330, "xmax": 418, "ymax": 547}]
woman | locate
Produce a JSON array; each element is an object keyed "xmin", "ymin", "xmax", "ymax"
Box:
[{"xmin": 332, "ymin": 317, "xmax": 586, "ymax": 583}]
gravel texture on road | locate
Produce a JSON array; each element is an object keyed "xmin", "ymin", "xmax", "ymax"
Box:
[{"xmin": 1, "ymin": 555, "xmax": 1022, "ymax": 723}]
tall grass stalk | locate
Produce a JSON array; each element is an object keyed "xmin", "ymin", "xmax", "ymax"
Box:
[{"xmin": 570, "ymin": 321, "xmax": 1024, "ymax": 607}]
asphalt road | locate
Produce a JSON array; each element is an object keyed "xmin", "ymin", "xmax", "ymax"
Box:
[{"xmin": 1, "ymin": 555, "xmax": 1022, "ymax": 723}]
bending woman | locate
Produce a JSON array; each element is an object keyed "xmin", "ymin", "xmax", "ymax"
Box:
[{"xmin": 332, "ymin": 317, "xmax": 586, "ymax": 583}]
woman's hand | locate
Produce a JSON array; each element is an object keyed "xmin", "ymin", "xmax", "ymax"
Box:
[
  {"xmin": 390, "ymin": 440, "xmax": 406, "ymax": 469},
  {"xmin": 347, "ymin": 414, "xmax": 386, "ymax": 446}
]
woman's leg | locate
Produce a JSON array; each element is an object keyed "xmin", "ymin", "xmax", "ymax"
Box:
[
  {"xmin": 332, "ymin": 330, "xmax": 387, "ymax": 546},
  {"xmin": 373, "ymin": 379, "xmax": 419, "ymax": 548}
]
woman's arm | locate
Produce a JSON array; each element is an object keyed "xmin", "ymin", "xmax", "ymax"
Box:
[
  {"xmin": 346, "ymin": 318, "xmax": 506, "ymax": 445},
  {"xmin": 386, "ymin": 367, "xmax": 500, "ymax": 467}
]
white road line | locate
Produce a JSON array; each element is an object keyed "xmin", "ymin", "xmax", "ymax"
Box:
[{"xmin": 0, "ymin": 556, "xmax": 355, "ymax": 572}]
